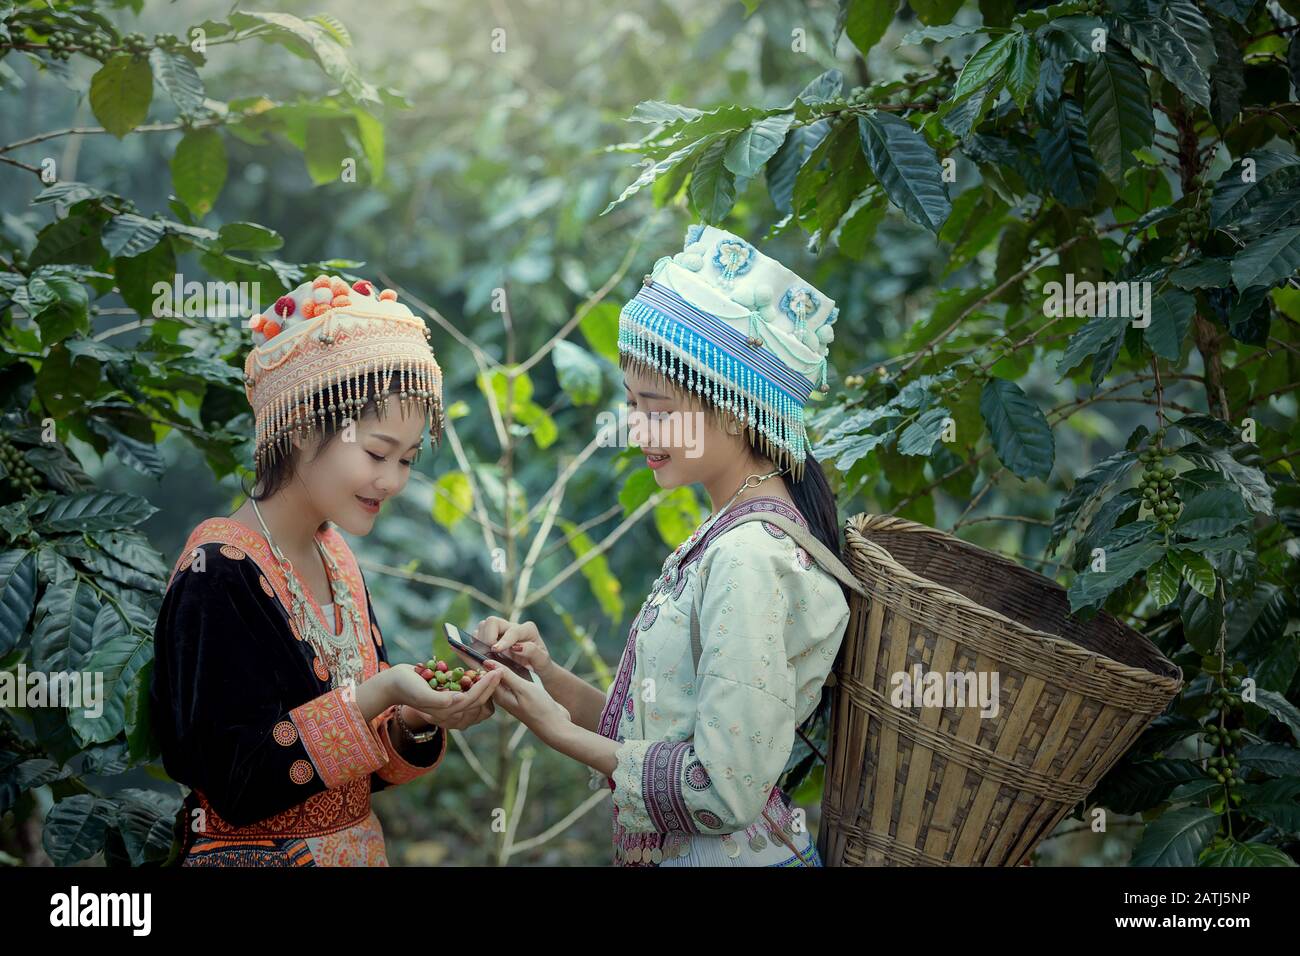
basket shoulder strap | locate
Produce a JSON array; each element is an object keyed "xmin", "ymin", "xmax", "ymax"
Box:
[
  {"xmin": 725, "ymin": 511, "xmax": 868, "ymax": 598},
  {"xmin": 688, "ymin": 510, "xmax": 867, "ymax": 671}
]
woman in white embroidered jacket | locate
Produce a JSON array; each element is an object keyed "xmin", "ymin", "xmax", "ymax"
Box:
[{"xmin": 468, "ymin": 225, "xmax": 852, "ymax": 866}]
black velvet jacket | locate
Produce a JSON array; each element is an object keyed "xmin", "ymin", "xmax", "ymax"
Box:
[{"xmin": 150, "ymin": 519, "xmax": 445, "ymax": 848}]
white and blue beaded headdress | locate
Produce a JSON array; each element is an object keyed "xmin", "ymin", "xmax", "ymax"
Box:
[{"xmin": 617, "ymin": 224, "xmax": 839, "ymax": 482}]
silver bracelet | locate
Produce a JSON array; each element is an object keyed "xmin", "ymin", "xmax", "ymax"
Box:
[{"xmin": 394, "ymin": 706, "xmax": 440, "ymax": 744}]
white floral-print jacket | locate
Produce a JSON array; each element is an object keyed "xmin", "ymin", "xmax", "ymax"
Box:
[{"xmin": 593, "ymin": 495, "xmax": 851, "ymax": 865}]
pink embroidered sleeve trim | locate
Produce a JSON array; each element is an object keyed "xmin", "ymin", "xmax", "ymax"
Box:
[
  {"xmin": 289, "ymin": 687, "xmax": 388, "ymax": 789},
  {"xmin": 374, "ymin": 706, "xmax": 448, "ymax": 785}
]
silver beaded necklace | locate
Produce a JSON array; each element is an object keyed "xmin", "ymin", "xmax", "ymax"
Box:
[{"xmin": 250, "ymin": 498, "xmax": 367, "ymax": 688}]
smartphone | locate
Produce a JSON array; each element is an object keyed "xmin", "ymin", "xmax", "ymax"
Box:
[{"xmin": 444, "ymin": 622, "xmax": 533, "ymax": 681}]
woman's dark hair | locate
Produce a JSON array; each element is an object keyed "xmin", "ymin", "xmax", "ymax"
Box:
[
  {"xmin": 242, "ymin": 370, "xmax": 431, "ymax": 505},
  {"xmin": 786, "ymin": 450, "xmax": 843, "ymax": 566}
]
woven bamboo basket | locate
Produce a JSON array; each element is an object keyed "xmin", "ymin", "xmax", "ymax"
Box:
[{"xmin": 818, "ymin": 514, "xmax": 1183, "ymax": 867}]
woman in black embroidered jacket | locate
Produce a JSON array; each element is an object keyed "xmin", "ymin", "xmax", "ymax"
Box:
[{"xmin": 151, "ymin": 274, "xmax": 501, "ymax": 866}]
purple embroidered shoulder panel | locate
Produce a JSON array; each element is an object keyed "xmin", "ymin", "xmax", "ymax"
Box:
[{"xmin": 678, "ymin": 495, "xmax": 808, "ymax": 570}]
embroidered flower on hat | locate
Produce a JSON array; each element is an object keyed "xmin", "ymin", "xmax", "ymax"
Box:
[
  {"xmin": 780, "ymin": 286, "xmax": 820, "ymax": 329},
  {"xmin": 712, "ymin": 237, "xmax": 756, "ymax": 282}
]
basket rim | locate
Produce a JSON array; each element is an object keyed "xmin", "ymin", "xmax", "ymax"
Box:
[{"xmin": 844, "ymin": 513, "xmax": 1183, "ymax": 691}]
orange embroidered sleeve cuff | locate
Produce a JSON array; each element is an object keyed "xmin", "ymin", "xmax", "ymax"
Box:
[
  {"xmin": 289, "ymin": 686, "xmax": 389, "ymax": 789},
  {"xmin": 373, "ymin": 706, "xmax": 448, "ymax": 785}
]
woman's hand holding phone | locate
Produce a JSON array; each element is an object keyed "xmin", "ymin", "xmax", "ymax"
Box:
[{"xmin": 473, "ymin": 616, "xmax": 553, "ymax": 677}]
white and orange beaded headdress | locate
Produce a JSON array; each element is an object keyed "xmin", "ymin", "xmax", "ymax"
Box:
[{"xmin": 243, "ymin": 274, "xmax": 444, "ymax": 472}]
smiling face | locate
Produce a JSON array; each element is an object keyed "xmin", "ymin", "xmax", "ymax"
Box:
[
  {"xmin": 291, "ymin": 399, "xmax": 428, "ymax": 536},
  {"xmin": 621, "ymin": 360, "xmax": 760, "ymax": 491}
]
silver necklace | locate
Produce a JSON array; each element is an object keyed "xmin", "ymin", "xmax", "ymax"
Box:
[
  {"xmin": 249, "ymin": 498, "xmax": 366, "ymax": 688},
  {"xmin": 648, "ymin": 467, "xmax": 785, "ymax": 603}
]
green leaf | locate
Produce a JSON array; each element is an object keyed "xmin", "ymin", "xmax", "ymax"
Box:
[
  {"xmin": 1238, "ymin": 779, "xmax": 1300, "ymax": 834},
  {"xmin": 1005, "ymin": 31, "xmax": 1040, "ymax": 112},
  {"xmin": 1177, "ymin": 443, "xmax": 1273, "ymax": 515},
  {"xmin": 1129, "ymin": 806, "xmax": 1220, "ymax": 866},
  {"xmin": 431, "ymin": 472, "xmax": 473, "ymax": 530},
  {"xmin": 1144, "ymin": 289, "xmax": 1195, "ymax": 361},
  {"xmin": 578, "ymin": 301, "xmax": 620, "ymax": 365},
  {"xmin": 216, "ymin": 222, "xmax": 284, "ymax": 253},
  {"xmin": 766, "ymin": 120, "xmax": 831, "ymax": 215},
  {"xmin": 235, "ymin": 11, "xmax": 377, "ymax": 105},
  {"xmin": 69, "ymin": 602, "xmax": 154, "ymax": 745},
  {"xmin": 1173, "ymin": 550, "xmax": 1216, "ymax": 597},
  {"xmin": 1171, "ymin": 414, "xmax": 1237, "ymax": 446},
  {"xmin": 979, "ymin": 378, "xmax": 1054, "ymax": 481},
  {"xmin": 628, "ymin": 101, "xmax": 703, "ymax": 126},
  {"xmin": 1210, "ymin": 150, "xmax": 1300, "ymax": 228},
  {"xmin": 1113, "ymin": 6, "xmax": 1211, "ymax": 108},
  {"xmin": 148, "ymin": 48, "xmax": 205, "ymax": 117},
  {"xmin": 89, "ymin": 56, "xmax": 153, "ymax": 138},
  {"xmin": 31, "ymin": 577, "xmax": 100, "ymax": 673},
  {"xmin": 1199, "ymin": 841, "xmax": 1298, "ymax": 866},
  {"xmin": 514, "ymin": 401, "xmax": 557, "ymax": 449},
  {"xmin": 897, "ymin": 407, "xmax": 951, "ymax": 456},
  {"xmin": 94, "ymin": 531, "xmax": 170, "ymax": 584},
  {"xmin": 1057, "ymin": 312, "xmax": 1125, "ymax": 380},
  {"xmin": 557, "ymin": 517, "xmax": 623, "ymax": 623},
  {"xmin": 856, "ymin": 112, "xmax": 951, "ymax": 233},
  {"xmin": 303, "ymin": 118, "xmax": 352, "ymax": 186},
  {"xmin": 41, "ymin": 794, "xmax": 115, "ymax": 866},
  {"xmin": 1068, "ymin": 538, "xmax": 1165, "ymax": 612},
  {"xmin": 85, "ymin": 418, "xmax": 166, "ymax": 479},
  {"xmin": 309, "ymin": 13, "xmax": 353, "ymax": 47},
  {"xmin": 953, "ymin": 33, "xmax": 1016, "ymax": 103},
  {"xmin": 1048, "ymin": 449, "xmax": 1137, "ymax": 553},
  {"xmin": 688, "ymin": 136, "xmax": 737, "ymax": 225},
  {"xmin": 552, "ymin": 340, "xmax": 603, "ymax": 407},
  {"xmin": 900, "ymin": 24, "xmax": 982, "ymax": 45},
  {"xmin": 36, "ymin": 492, "xmax": 158, "ymax": 534},
  {"xmin": 1092, "ymin": 759, "xmax": 1205, "ymax": 814},
  {"xmin": 1035, "ymin": 98, "xmax": 1098, "ymax": 208},
  {"xmin": 617, "ymin": 467, "xmax": 659, "ymax": 517},
  {"xmin": 603, "ymin": 134, "xmax": 723, "ymax": 215},
  {"xmin": 940, "ymin": 81, "xmax": 996, "ymax": 138},
  {"xmin": 1174, "ymin": 488, "xmax": 1250, "ymax": 538},
  {"xmin": 1231, "ymin": 225, "xmax": 1300, "ymax": 290},
  {"xmin": 724, "ymin": 114, "xmax": 793, "ymax": 179},
  {"xmin": 1253, "ymin": 688, "xmax": 1300, "ymax": 744},
  {"xmin": 1238, "ymin": 743, "xmax": 1300, "ymax": 778},
  {"xmin": 1169, "ymin": 257, "xmax": 1231, "ymax": 290},
  {"xmin": 1209, "ymin": 20, "xmax": 1246, "ymax": 131},
  {"xmin": 909, "ymin": 0, "xmax": 962, "ymax": 26},
  {"xmin": 170, "ymin": 128, "xmax": 227, "ymax": 218},
  {"xmin": 1147, "ymin": 557, "xmax": 1180, "ymax": 607},
  {"xmin": 845, "ymin": 0, "xmax": 896, "ymax": 56},
  {"xmin": 113, "ymin": 789, "xmax": 181, "ymax": 866},
  {"xmin": 0, "ymin": 551, "xmax": 37, "ymax": 654},
  {"xmin": 1084, "ymin": 46, "xmax": 1153, "ymax": 184},
  {"xmin": 351, "ymin": 108, "xmax": 385, "ymax": 184},
  {"xmin": 101, "ymin": 214, "xmax": 166, "ymax": 259}
]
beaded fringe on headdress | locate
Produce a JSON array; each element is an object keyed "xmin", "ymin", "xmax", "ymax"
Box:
[
  {"xmin": 618, "ymin": 299, "xmax": 810, "ymax": 483},
  {"xmin": 248, "ymin": 312, "xmax": 447, "ymax": 473}
]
